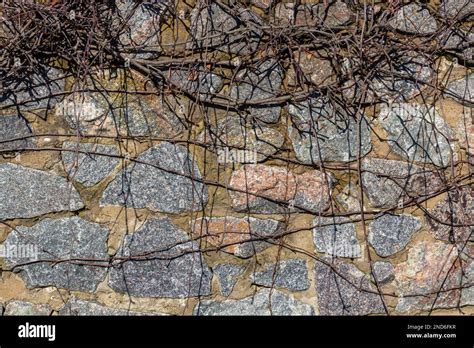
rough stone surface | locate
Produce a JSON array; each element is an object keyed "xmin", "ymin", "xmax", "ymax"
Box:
[
  {"xmin": 394, "ymin": 241, "xmax": 464, "ymax": 312},
  {"xmin": 273, "ymin": 2, "xmax": 353, "ymax": 27},
  {"xmin": 101, "ymin": 142, "xmax": 208, "ymax": 213},
  {"xmin": 315, "ymin": 259, "xmax": 386, "ymax": 315},
  {"xmin": 439, "ymin": 29, "xmax": 474, "ymax": 62},
  {"xmin": 0, "ymin": 163, "xmax": 84, "ymax": 220},
  {"xmin": 368, "ymin": 214, "xmax": 421, "ymax": 257},
  {"xmin": 0, "ymin": 115, "xmax": 35, "ymax": 152},
  {"xmin": 61, "ymin": 142, "xmax": 120, "ymax": 187},
  {"xmin": 336, "ymin": 183, "xmax": 361, "ymax": 213},
  {"xmin": 229, "ymin": 164, "xmax": 332, "ymax": 213},
  {"xmin": 288, "ymin": 97, "xmax": 372, "ymax": 163},
  {"xmin": 195, "ymin": 288, "xmax": 314, "ymax": 315},
  {"xmin": 372, "ymin": 261, "xmax": 395, "ymax": 284},
  {"xmin": 214, "ymin": 263, "xmax": 245, "ymax": 296},
  {"xmin": 287, "ymin": 50, "xmax": 336, "ymax": 88},
  {"xmin": 166, "ymin": 67, "xmax": 223, "ymax": 96},
  {"xmin": 379, "ymin": 103, "xmax": 454, "ymax": 167},
  {"xmin": 426, "ymin": 186, "xmax": 474, "ymax": 243},
  {"xmin": 439, "ymin": 0, "xmax": 474, "ymax": 19},
  {"xmin": 390, "ymin": 3, "xmax": 437, "ymax": 34},
  {"xmin": 4, "ymin": 301, "xmax": 51, "ymax": 316},
  {"xmin": 251, "ymin": 259, "xmax": 310, "ymax": 291},
  {"xmin": 313, "ymin": 217, "xmax": 361, "ymax": 258},
  {"xmin": 188, "ymin": 2, "xmax": 263, "ymax": 55},
  {"xmin": 199, "ymin": 116, "xmax": 284, "ymax": 163},
  {"xmin": 445, "ymin": 74, "xmax": 473, "ymax": 105},
  {"xmin": 230, "ymin": 59, "xmax": 284, "ymax": 123},
  {"xmin": 361, "ymin": 158, "xmax": 444, "ymax": 208},
  {"xmin": 192, "ymin": 216, "xmax": 283, "ymax": 258},
  {"xmin": 109, "ymin": 218, "xmax": 212, "ymax": 298},
  {"xmin": 59, "ymin": 297, "xmax": 164, "ymax": 315},
  {"xmin": 4, "ymin": 217, "xmax": 109, "ymax": 292}
]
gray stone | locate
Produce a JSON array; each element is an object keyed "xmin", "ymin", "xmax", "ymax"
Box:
[
  {"xmin": 109, "ymin": 217, "xmax": 212, "ymax": 298},
  {"xmin": 368, "ymin": 214, "xmax": 422, "ymax": 257},
  {"xmin": 101, "ymin": 142, "xmax": 208, "ymax": 213},
  {"xmin": 0, "ymin": 163, "xmax": 84, "ymax": 220},
  {"xmin": 390, "ymin": 3, "xmax": 437, "ymax": 34},
  {"xmin": 61, "ymin": 142, "xmax": 120, "ymax": 187},
  {"xmin": 445, "ymin": 74, "xmax": 473, "ymax": 105},
  {"xmin": 313, "ymin": 217, "xmax": 361, "ymax": 258},
  {"xmin": 59, "ymin": 297, "xmax": 164, "ymax": 315},
  {"xmin": 4, "ymin": 300, "xmax": 51, "ymax": 316},
  {"xmin": 439, "ymin": 29, "xmax": 474, "ymax": 62},
  {"xmin": 273, "ymin": 2, "xmax": 353, "ymax": 27},
  {"xmin": 439, "ymin": 0, "xmax": 474, "ymax": 19},
  {"xmin": 3, "ymin": 217, "xmax": 109, "ymax": 292},
  {"xmin": 166, "ymin": 67, "xmax": 223, "ymax": 96},
  {"xmin": 379, "ymin": 103, "xmax": 454, "ymax": 167},
  {"xmin": 361, "ymin": 158, "xmax": 444, "ymax": 209},
  {"xmin": 315, "ymin": 259, "xmax": 386, "ymax": 315},
  {"xmin": 461, "ymin": 256, "xmax": 474, "ymax": 307},
  {"xmin": 372, "ymin": 261, "xmax": 395, "ymax": 284},
  {"xmin": 288, "ymin": 97, "xmax": 372, "ymax": 163},
  {"xmin": 251, "ymin": 259, "xmax": 310, "ymax": 291},
  {"xmin": 0, "ymin": 115, "xmax": 35, "ymax": 152},
  {"xmin": 214, "ymin": 263, "xmax": 245, "ymax": 296},
  {"xmin": 230, "ymin": 59, "xmax": 284, "ymax": 123},
  {"xmin": 188, "ymin": 2, "xmax": 263, "ymax": 55},
  {"xmin": 195, "ymin": 288, "xmax": 314, "ymax": 315}
]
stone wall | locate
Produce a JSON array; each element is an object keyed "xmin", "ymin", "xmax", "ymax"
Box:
[{"xmin": 0, "ymin": 0, "xmax": 472, "ymax": 316}]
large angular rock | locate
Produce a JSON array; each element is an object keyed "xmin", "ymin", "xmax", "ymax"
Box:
[
  {"xmin": 195, "ymin": 288, "xmax": 314, "ymax": 315},
  {"xmin": 445, "ymin": 74, "xmax": 473, "ymax": 105},
  {"xmin": 287, "ymin": 50, "xmax": 336, "ymax": 88},
  {"xmin": 214, "ymin": 263, "xmax": 245, "ymax": 296},
  {"xmin": 313, "ymin": 217, "xmax": 361, "ymax": 258},
  {"xmin": 228, "ymin": 165, "xmax": 332, "ymax": 213},
  {"xmin": 251, "ymin": 259, "xmax": 310, "ymax": 291},
  {"xmin": 0, "ymin": 163, "xmax": 84, "ymax": 220},
  {"xmin": 3, "ymin": 217, "xmax": 109, "ymax": 292},
  {"xmin": 372, "ymin": 261, "xmax": 395, "ymax": 284},
  {"xmin": 192, "ymin": 216, "xmax": 283, "ymax": 258},
  {"xmin": 389, "ymin": 3, "xmax": 437, "ymax": 34},
  {"xmin": 361, "ymin": 158, "xmax": 444, "ymax": 208},
  {"xmin": 273, "ymin": 2, "xmax": 353, "ymax": 27},
  {"xmin": 188, "ymin": 2, "xmax": 263, "ymax": 55},
  {"xmin": 4, "ymin": 301, "xmax": 51, "ymax": 316},
  {"xmin": 165, "ymin": 66, "xmax": 223, "ymax": 96},
  {"xmin": 379, "ymin": 103, "xmax": 454, "ymax": 167},
  {"xmin": 315, "ymin": 259, "xmax": 386, "ymax": 315},
  {"xmin": 0, "ymin": 115, "xmax": 35, "ymax": 152},
  {"xmin": 59, "ymin": 297, "xmax": 164, "ymax": 315},
  {"xmin": 288, "ymin": 97, "xmax": 372, "ymax": 163},
  {"xmin": 61, "ymin": 142, "xmax": 120, "ymax": 187},
  {"xmin": 395, "ymin": 241, "xmax": 466, "ymax": 312},
  {"xmin": 230, "ymin": 59, "xmax": 284, "ymax": 123},
  {"xmin": 368, "ymin": 214, "xmax": 421, "ymax": 257},
  {"xmin": 101, "ymin": 142, "xmax": 208, "ymax": 213},
  {"xmin": 438, "ymin": 29, "xmax": 474, "ymax": 62},
  {"xmin": 426, "ymin": 186, "xmax": 474, "ymax": 243},
  {"xmin": 109, "ymin": 218, "xmax": 212, "ymax": 298},
  {"xmin": 439, "ymin": 0, "xmax": 474, "ymax": 19},
  {"xmin": 199, "ymin": 116, "xmax": 284, "ymax": 163}
]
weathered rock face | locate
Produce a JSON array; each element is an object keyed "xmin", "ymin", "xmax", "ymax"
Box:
[
  {"xmin": 315, "ymin": 259, "xmax": 386, "ymax": 315},
  {"xmin": 379, "ymin": 103, "xmax": 454, "ymax": 167},
  {"xmin": 273, "ymin": 2, "xmax": 353, "ymax": 27},
  {"xmin": 394, "ymin": 241, "xmax": 464, "ymax": 312},
  {"xmin": 214, "ymin": 263, "xmax": 245, "ymax": 296},
  {"xmin": 0, "ymin": 163, "xmax": 84, "ymax": 221},
  {"xmin": 199, "ymin": 116, "xmax": 284, "ymax": 163},
  {"xmin": 372, "ymin": 261, "xmax": 395, "ymax": 284},
  {"xmin": 426, "ymin": 186, "xmax": 474, "ymax": 244},
  {"xmin": 287, "ymin": 50, "xmax": 336, "ymax": 88},
  {"xmin": 61, "ymin": 142, "xmax": 120, "ymax": 187},
  {"xmin": 230, "ymin": 59, "xmax": 284, "ymax": 123},
  {"xmin": 439, "ymin": 0, "xmax": 474, "ymax": 19},
  {"xmin": 188, "ymin": 2, "xmax": 263, "ymax": 55},
  {"xmin": 368, "ymin": 214, "xmax": 421, "ymax": 257},
  {"xmin": 101, "ymin": 142, "xmax": 208, "ymax": 213},
  {"xmin": 165, "ymin": 66, "xmax": 223, "ymax": 97},
  {"xmin": 313, "ymin": 217, "xmax": 361, "ymax": 258},
  {"xmin": 288, "ymin": 97, "xmax": 372, "ymax": 163},
  {"xmin": 191, "ymin": 216, "xmax": 283, "ymax": 258},
  {"xmin": 4, "ymin": 301, "xmax": 51, "ymax": 316},
  {"xmin": 445, "ymin": 73, "xmax": 473, "ymax": 105},
  {"xmin": 390, "ymin": 3, "xmax": 437, "ymax": 34},
  {"xmin": 59, "ymin": 297, "xmax": 163, "ymax": 316},
  {"xmin": 361, "ymin": 158, "xmax": 444, "ymax": 208},
  {"xmin": 195, "ymin": 288, "xmax": 314, "ymax": 315},
  {"xmin": 109, "ymin": 218, "xmax": 212, "ymax": 298},
  {"xmin": 251, "ymin": 259, "xmax": 310, "ymax": 291},
  {"xmin": 228, "ymin": 164, "xmax": 332, "ymax": 214},
  {"xmin": 3, "ymin": 217, "xmax": 109, "ymax": 292},
  {"xmin": 336, "ymin": 183, "xmax": 361, "ymax": 213},
  {"xmin": 0, "ymin": 115, "xmax": 35, "ymax": 152},
  {"xmin": 438, "ymin": 29, "xmax": 474, "ymax": 61}
]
